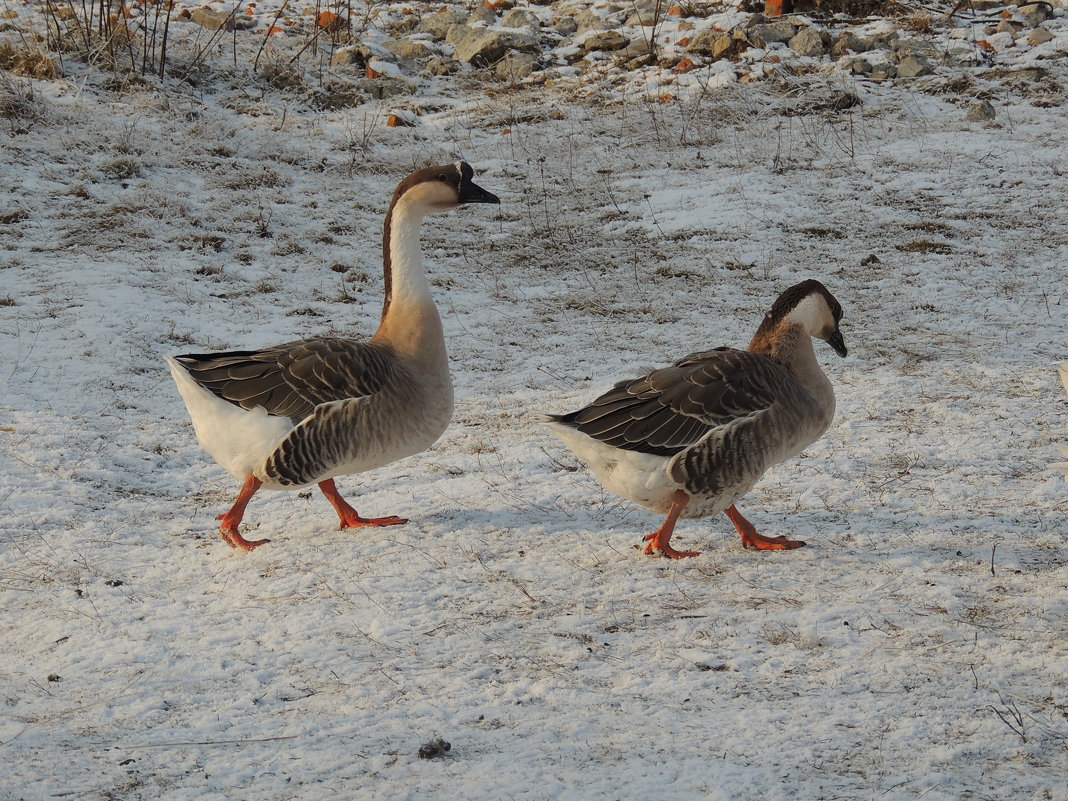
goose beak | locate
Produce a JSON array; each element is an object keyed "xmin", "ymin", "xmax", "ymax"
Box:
[
  {"xmin": 459, "ymin": 180, "xmax": 500, "ymax": 205},
  {"xmin": 827, "ymin": 329, "xmax": 847, "ymax": 357}
]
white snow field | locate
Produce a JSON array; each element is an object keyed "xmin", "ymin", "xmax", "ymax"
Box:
[{"xmin": 1, "ymin": 6, "xmax": 1067, "ymax": 799}]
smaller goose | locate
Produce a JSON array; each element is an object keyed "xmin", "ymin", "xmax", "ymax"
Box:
[
  {"xmin": 168, "ymin": 162, "xmax": 499, "ymax": 550},
  {"xmin": 545, "ymin": 280, "xmax": 847, "ymax": 558}
]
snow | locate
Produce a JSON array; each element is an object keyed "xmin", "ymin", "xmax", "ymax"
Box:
[{"xmin": 1, "ymin": 3, "xmax": 1068, "ymax": 800}]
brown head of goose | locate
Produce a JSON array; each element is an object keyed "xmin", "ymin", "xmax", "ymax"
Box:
[
  {"xmin": 545, "ymin": 279, "xmax": 847, "ymax": 558},
  {"xmin": 167, "ymin": 162, "xmax": 500, "ymax": 550}
]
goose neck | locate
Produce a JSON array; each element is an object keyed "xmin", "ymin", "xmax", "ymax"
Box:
[{"xmin": 381, "ymin": 196, "xmax": 432, "ymax": 319}]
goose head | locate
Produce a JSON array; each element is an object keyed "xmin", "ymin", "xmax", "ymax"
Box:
[
  {"xmin": 391, "ymin": 161, "xmax": 500, "ymax": 215},
  {"xmin": 752, "ymin": 279, "xmax": 847, "ymax": 358}
]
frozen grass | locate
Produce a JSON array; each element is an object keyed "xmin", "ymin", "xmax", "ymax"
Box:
[{"xmin": 1, "ymin": 41, "xmax": 1067, "ymax": 801}]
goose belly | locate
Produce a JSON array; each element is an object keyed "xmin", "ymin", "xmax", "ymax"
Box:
[
  {"xmin": 318, "ymin": 408, "xmax": 450, "ymax": 482},
  {"xmin": 257, "ymin": 389, "xmax": 454, "ymax": 490},
  {"xmin": 676, "ymin": 480, "xmax": 758, "ymax": 519},
  {"xmin": 547, "ymin": 423, "xmax": 682, "ymax": 514},
  {"xmin": 167, "ymin": 357, "xmax": 293, "ymax": 482}
]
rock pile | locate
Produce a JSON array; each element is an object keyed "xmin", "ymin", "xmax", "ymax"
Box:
[
  {"xmin": 306, "ymin": 0, "xmax": 1067, "ymax": 90},
  {"xmin": 7, "ymin": 0, "xmax": 1067, "ymax": 105}
]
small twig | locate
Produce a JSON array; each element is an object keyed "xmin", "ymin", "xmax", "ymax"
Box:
[
  {"xmin": 123, "ymin": 734, "xmax": 300, "ymax": 749},
  {"xmin": 987, "ymin": 694, "xmax": 1027, "ymax": 742},
  {"xmin": 989, "ymin": 543, "xmax": 996, "ymax": 577}
]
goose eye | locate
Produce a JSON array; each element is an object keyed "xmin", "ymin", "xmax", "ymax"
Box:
[{"xmin": 437, "ymin": 173, "xmax": 449, "ymax": 182}]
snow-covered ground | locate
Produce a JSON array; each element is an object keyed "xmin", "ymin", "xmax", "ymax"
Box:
[{"xmin": 2, "ymin": 5, "xmax": 1067, "ymax": 799}]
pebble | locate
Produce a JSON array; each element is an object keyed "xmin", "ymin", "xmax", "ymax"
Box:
[
  {"xmin": 964, "ymin": 100, "xmax": 996, "ymax": 122},
  {"xmin": 897, "ymin": 55, "xmax": 935, "ymax": 78}
]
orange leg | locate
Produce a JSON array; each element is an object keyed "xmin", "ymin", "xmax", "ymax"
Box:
[
  {"xmin": 642, "ymin": 490, "xmax": 701, "ymax": 559},
  {"xmin": 216, "ymin": 475, "xmax": 270, "ymax": 551},
  {"xmin": 318, "ymin": 478, "xmax": 407, "ymax": 529},
  {"xmin": 724, "ymin": 505, "xmax": 805, "ymax": 551}
]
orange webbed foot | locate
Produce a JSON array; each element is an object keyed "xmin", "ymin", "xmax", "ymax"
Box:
[
  {"xmin": 639, "ymin": 491, "xmax": 699, "ymax": 558},
  {"xmin": 642, "ymin": 532, "xmax": 701, "ymax": 559},
  {"xmin": 739, "ymin": 531, "xmax": 806, "ymax": 551},
  {"xmin": 217, "ymin": 514, "xmax": 271, "ymax": 550},
  {"xmin": 337, "ymin": 513, "xmax": 408, "ymax": 530},
  {"xmin": 214, "ymin": 475, "xmax": 267, "ymax": 550},
  {"xmin": 724, "ymin": 505, "xmax": 805, "ymax": 551}
]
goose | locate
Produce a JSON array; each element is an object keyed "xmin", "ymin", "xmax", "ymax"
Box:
[
  {"xmin": 545, "ymin": 279, "xmax": 847, "ymax": 558},
  {"xmin": 167, "ymin": 162, "xmax": 500, "ymax": 550}
]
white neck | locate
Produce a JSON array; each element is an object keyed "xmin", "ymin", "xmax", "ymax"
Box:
[
  {"xmin": 387, "ymin": 196, "xmax": 433, "ymax": 305},
  {"xmin": 789, "ymin": 332, "xmax": 835, "ymax": 418},
  {"xmin": 373, "ymin": 197, "xmax": 446, "ymax": 367}
]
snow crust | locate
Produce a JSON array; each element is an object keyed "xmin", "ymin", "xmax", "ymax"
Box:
[{"xmin": 1, "ymin": 24, "xmax": 1067, "ymax": 801}]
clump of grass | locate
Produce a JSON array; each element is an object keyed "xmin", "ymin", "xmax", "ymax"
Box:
[
  {"xmin": 260, "ymin": 62, "xmax": 306, "ymax": 92},
  {"xmin": 897, "ymin": 239, "xmax": 954, "ymax": 254},
  {"xmin": 0, "ymin": 75, "xmax": 44, "ymax": 130},
  {"xmin": 309, "ymin": 81, "xmax": 368, "ymax": 111},
  {"xmin": 0, "ymin": 40, "xmax": 62, "ymax": 79},
  {"xmin": 0, "ymin": 209, "xmax": 31, "ymax": 224},
  {"xmin": 99, "ymin": 157, "xmax": 142, "ymax": 180},
  {"xmin": 0, "ymin": 295, "xmax": 16, "ymax": 307}
]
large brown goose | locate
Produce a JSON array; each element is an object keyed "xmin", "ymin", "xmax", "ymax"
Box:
[
  {"xmin": 167, "ymin": 162, "xmax": 499, "ymax": 550},
  {"xmin": 546, "ymin": 280, "xmax": 847, "ymax": 558}
]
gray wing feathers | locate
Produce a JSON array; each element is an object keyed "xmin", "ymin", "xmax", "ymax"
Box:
[
  {"xmin": 262, "ymin": 400, "xmax": 357, "ymax": 486},
  {"xmin": 554, "ymin": 348, "xmax": 786, "ymax": 458},
  {"xmin": 174, "ymin": 338, "xmax": 395, "ymax": 422}
]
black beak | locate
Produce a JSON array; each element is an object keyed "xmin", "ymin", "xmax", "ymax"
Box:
[
  {"xmin": 827, "ymin": 329, "xmax": 847, "ymax": 358},
  {"xmin": 459, "ymin": 179, "xmax": 500, "ymax": 205}
]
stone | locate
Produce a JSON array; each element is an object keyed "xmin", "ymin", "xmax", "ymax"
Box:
[
  {"xmin": 847, "ymin": 56, "xmax": 873, "ymax": 75},
  {"xmin": 417, "ymin": 10, "xmax": 467, "ymax": 40},
  {"xmin": 423, "ymin": 56, "xmax": 460, "ymax": 76},
  {"xmin": 552, "ymin": 16, "xmax": 578, "ymax": 36},
  {"xmin": 448, "ymin": 26, "xmax": 540, "ymax": 66},
  {"xmin": 1018, "ymin": 3, "xmax": 1053, "ymax": 27},
  {"xmin": 996, "ymin": 19, "xmax": 1023, "ymax": 36},
  {"xmin": 500, "ymin": 9, "xmax": 539, "ymax": 30},
  {"xmin": 893, "ymin": 38, "xmax": 941, "ymax": 58},
  {"xmin": 317, "ymin": 10, "xmax": 346, "ymax": 33},
  {"xmin": 788, "ymin": 27, "xmax": 828, "ymax": 56},
  {"xmin": 190, "ymin": 7, "xmax": 253, "ymax": 31},
  {"xmin": 577, "ymin": 30, "xmax": 629, "ymax": 54},
  {"xmin": 495, "ymin": 50, "xmax": 536, "ymax": 80},
  {"xmin": 467, "ymin": 5, "xmax": 497, "ymax": 26},
  {"xmin": 686, "ymin": 29, "xmax": 736, "ymax": 59},
  {"xmin": 384, "ymin": 38, "xmax": 435, "ymax": 60},
  {"xmin": 330, "ymin": 44, "xmax": 393, "ymax": 69},
  {"xmin": 897, "ymin": 55, "xmax": 934, "ymax": 77},
  {"xmin": 621, "ymin": 36, "xmax": 655, "ymax": 58},
  {"xmin": 386, "ymin": 110, "xmax": 419, "ymax": 127},
  {"xmin": 872, "ymin": 30, "xmax": 899, "ymax": 49},
  {"xmin": 352, "ymin": 77, "xmax": 416, "ymax": 100},
  {"xmin": 386, "ymin": 16, "xmax": 419, "ymax": 36},
  {"xmin": 330, "ymin": 46, "xmax": 366, "ymax": 67},
  {"xmin": 831, "ymin": 32, "xmax": 874, "ymax": 57},
  {"xmin": 1027, "ymin": 26, "xmax": 1054, "ymax": 45},
  {"xmin": 625, "ymin": 9, "xmax": 659, "ymax": 26},
  {"xmin": 964, "ymin": 100, "xmax": 996, "ymax": 121},
  {"xmin": 574, "ymin": 9, "xmax": 620, "ymax": 32},
  {"xmin": 747, "ymin": 22, "xmax": 796, "ymax": 47},
  {"xmin": 945, "ymin": 45, "xmax": 980, "ymax": 66}
]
